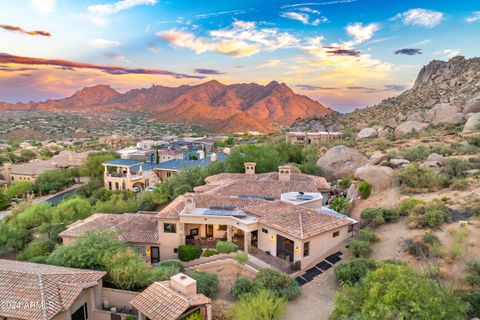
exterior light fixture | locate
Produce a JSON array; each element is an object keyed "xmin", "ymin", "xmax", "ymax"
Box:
[
  {"xmin": 270, "ymin": 235, "xmax": 275, "ymax": 241},
  {"xmin": 295, "ymin": 246, "xmax": 300, "ymax": 253},
  {"xmin": 146, "ymin": 248, "xmax": 151, "ymax": 257}
]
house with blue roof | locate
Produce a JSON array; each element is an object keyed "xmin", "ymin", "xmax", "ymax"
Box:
[{"xmin": 102, "ymin": 151, "xmax": 227, "ymax": 191}]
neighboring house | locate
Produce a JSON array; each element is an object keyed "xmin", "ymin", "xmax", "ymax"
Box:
[
  {"xmin": 64, "ymin": 163, "xmax": 356, "ymax": 272},
  {"xmin": 286, "ymin": 131, "xmax": 344, "ymax": 147},
  {"xmin": 131, "ymin": 273, "xmax": 212, "ymax": 320},
  {"xmin": 2, "ymin": 151, "xmax": 89, "ymax": 184},
  {"xmin": 0, "ymin": 260, "xmax": 211, "ymax": 320},
  {"xmin": 102, "ymin": 152, "xmax": 227, "ymax": 191}
]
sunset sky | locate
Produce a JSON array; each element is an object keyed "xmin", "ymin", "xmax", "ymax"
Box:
[{"xmin": 1, "ymin": 0, "xmax": 479, "ymax": 112}]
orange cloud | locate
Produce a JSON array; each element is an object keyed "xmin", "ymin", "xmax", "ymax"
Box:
[
  {"xmin": 0, "ymin": 53, "xmax": 204, "ymax": 79},
  {"xmin": 0, "ymin": 24, "xmax": 51, "ymax": 37}
]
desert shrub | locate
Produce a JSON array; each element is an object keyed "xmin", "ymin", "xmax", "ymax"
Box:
[
  {"xmin": 422, "ymin": 232, "xmax": 440, "ymax": 246},
  {"xmin": 408, "ymin": 200, "xmax": 449, "ymax": 229},
  {"xmin": 398, "ymin": 198, "xmax": 425, "ymax": 216},
  {"xmin": 0, "ymin": 222, "xmax": 32, "ymax": 251},
  {"xmin": 398, "ymin": 163, "xmax": 448, "ymax": 192},
  {"xmin": 232, "ymin": 289, "xmax": 287, "ymax": 320},
  {"xmin": 178, "ymin": 245, "xmax": 202, "ymax": 261},
  {"xmin": 358, "ymin": 182, "xmax": 371, "ymax": 199},
  {"xmin": 6, "ymin": 181, "xmax": 34, "ymax": 198},
  {"xmin": 338, "ymin": 178, "xmax": 352, "ymax": 188},
  {"xmin": 107, "ymin": 249, "xmax": 152, "ymax": 290},
  {"xmin": 470, "ymin": 205, "xmax": 480, "ymax": 217},
  {"xmin": 330, "ymin": 196, "xmax": 348, "ymax": 214},
  {"xmin": 252, "ymin": 268, "xmax": 301, "ymax": 300},
  {"xmin": 466, "ymin": 260, "xmax": 480, "ymax": 288},
  {"xmin": 16, "ymin": 237, "xmax": 54, "ymax": 261},
  {"xmin": 216, "ymin": 241, "xmax": 237, "ymax": 254},
  {"xmin": 203, "ymin": 249, "xmax": 218, "ymax": 257},
  {"xmin": 407, "ymin": 239, "xmax": 431, "ymax": 258},
  {"xmin": 357, "ymin": 228, "xmax": 378, "ymax": 243},
  {"xmin": 431, "ymin": 144, "xmax": 453, "ymax": 156},
  {"xmin": 382, "ymin": 208, "xmax": 400, "ymax": 222},
  {"xmin": 151, "ymin": 264, "xmax": 182, "ymax": 281},
  {"xmin": 403, "ymin": 145, "xmax": 430, "ymax": 162},
  {"xmin": 349, "ymin": 240, "xmax": 372, "ymax": 257},
  {"xmin": 451, "ymin": 178, "xmax": 469, "ymax": 190},
  {"xmin": 461, "ymin": 290, "xmax": 480, "ymax": 319},
  {"xmin": 442, "ymin": 158, "xmax": 472, "ymax": 179},
  {"xmin": 190, "ymin": 271, "xmax": 219, "ymax": 298},
  {"xmin": 466, "ymin": 135, "xmax": 480, "ymax": 146},
  {"xmin": 334, "ymin": 258, "xmax": 377, "ymax": 286},
  {"xmin": 360, "ymin": 208, "xmax": 385, "ymax": 225},
  {"xmin": 231, "ymin": 275, "xmax": 253, "ymax": 299},
  {"xmin": 158, "ymin": 260, "xmax": 185, "ymax": 271},
  {"xmin": 185, "ymin": 311, "xmax": 202, "ymax": 320}
]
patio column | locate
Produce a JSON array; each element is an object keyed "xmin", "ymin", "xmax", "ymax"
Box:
[
  {"xmin": 180, "ymin": 223, "xmax": 186, "ymax": 245},
  {"xmin": 244, "ymin": 232, "xmax": 250, "ymax": 253},
  {"xmin": 227, "ymin": 225, "xmax": 232, "ymax": 242},
  {"xmin": 206, "ymin": 304, "xmax": 212, "ymax": 320}
]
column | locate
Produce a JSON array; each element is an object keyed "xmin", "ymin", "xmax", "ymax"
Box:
[
  {"xmin": 227, "ymin": 225, "xmax": 233, "ymax": 242},
  {"xmin": 206, "ymin": 304, "xmax": 212, "ymax": 320},
  {"xmin": 244, "ymin": 232, "xmax": 250, "ymax": 253},
  {"xmin": 180, "ymin": 223, "xmax": 186, "ymax": 245}
]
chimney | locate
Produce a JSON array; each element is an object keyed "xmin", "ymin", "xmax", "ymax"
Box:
[
  {"xmin": 170, "ymin": 273, "xmax": 197, "ymax": 298},
  {"xmin": 211, "ymin": 152, "xmax": 217, "ymax": 162},
  {"xmin": 184, "ymin": 193, "xmax": 196, "ymax": 211},
  {"xmin": 3, "ymin": 163, "xmax": 11, "ymax": 182},
  {"xmin": 278, "ymin": 165, "xmax": 291, "ymax": 181},
  {"xmin": 244, "ymin": 162, "xmax": 256, "ymax": 175}
]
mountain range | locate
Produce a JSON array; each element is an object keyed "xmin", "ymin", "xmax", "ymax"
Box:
[{"xmin": 0, "ymin": 80, "xmax": 333, "ymax": 132}]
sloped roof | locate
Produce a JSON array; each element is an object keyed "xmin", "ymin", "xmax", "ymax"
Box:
[
  {"xmin": 130, "ymin": 281, "xmax": 210, "ymax": 320},
  {"xmin": 59, "ymin": 213, "xmax": 159, "ymax": 243},
  {"xmin": 0, "ymin": 259, "xmax": 105, "ymax": 320}
]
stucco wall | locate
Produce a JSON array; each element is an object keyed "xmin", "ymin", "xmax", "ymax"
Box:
[{"xmin": 101, "ymin": 287, "xmax": 138, "ymax": 312}]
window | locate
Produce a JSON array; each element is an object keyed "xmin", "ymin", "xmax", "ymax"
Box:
[
  {"xmin": 303, "ymin": 241, "xmax": 310, "ymax": 257},
  {"xmin": 174, "ymin": 248, "xmax": 178, "ymax": 253},
  {"xmin": 164, "ymin": 223, "xmax": 177, "ymax": 233},
  {"xmin": 218, "ymin": 225, "xmax": 227, "ymax": 231},
  {"xmin": 131, "ymin": 245, "xmax": 147, "ymax": 257},
  {"xmin": 333, "ymin": 231, "xmax": 340, "ymax": 238},
  {"xmin": 348, "ymin": 225, "xmax": 354, "ymax": 232},
  {"xmin": 262, "ymin": 228, "xmax": 268, "ymax": 234}
]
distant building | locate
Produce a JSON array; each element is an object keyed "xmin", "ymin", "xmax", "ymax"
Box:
[
  {"xmin": 286, "ymin": 131, "xmax": 344, "ymax": 147},
  {"xmin": 102, "ymin": 151, "xmax": 227, "ymax": 191}
]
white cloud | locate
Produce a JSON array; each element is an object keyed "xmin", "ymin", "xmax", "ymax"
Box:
[
  {"xmin": 195, "ymin": 9, "xmax": 255, "ymax": 19},
  {"xmin": 86, "ymin": 0, "xmax": 157, "ymax": 26},
  {"xmin": 393, "ymin": 8, "xmax": 444, "ymax": 28},
  {"xmin": 258, "ymin": 59, "xmax": 281, "ymax": 68},
  {"xmin": 466, "ymin": 12, "xmax": 480, "ymax": 23},
  {"xmin": 31, "ymin": 0, "xmax": 56, "ymax": 14},
  {"xmin": 87, "ymin": 38, "xmax": 121, "ymax": 48},
  {"xmin": 345, "ymin": 22, "xmax": 380, "ymax": 46},
  {"xmin": 443, "ymin": 49, "xmax": 461, "ymax": 58},
  {"xmin": 280, "ymin": 11, "xmax": 327, "ymax": 26},
  {"xmin": 280, "ymin": 0, "xmax": 357, "ymax": 9},
  {"xmin": 157, "ymin": 20, "xmax": 300, "ymax": 57}
]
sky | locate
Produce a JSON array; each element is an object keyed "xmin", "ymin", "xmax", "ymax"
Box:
[{"xmin": 0, "ymin": 0, "xmax": 479, "ymax": 112}]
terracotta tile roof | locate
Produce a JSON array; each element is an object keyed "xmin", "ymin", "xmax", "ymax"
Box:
[
  {"xmin": 243, "ymin": 201, "xmax": 352, "ymax": 239},
  {"xmin": 0, "ymin": 259, "xmax": 105, "ymax": 320},
  {"xmin": 59, "ymin": 213, "xmax": 159, "ymax": 243},
  {"xmin": 130, "ymin": 281, "xmax": 210, "ymax": 320}
]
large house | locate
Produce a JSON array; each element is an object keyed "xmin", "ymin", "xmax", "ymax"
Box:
[
  {"xmin": 286, "ymin": 131, "xmax": 344, "ymax": 147},
  {"xmin": 102, "ymin": 151, "xmax": 227, "ymax": 191},
  {"xmin": 62, "ymin": 163, "xmax": 356, "ymax": 272},
  {"xmin": 0, "ymin": 259, "xmax": 211, "ymax": 320}
]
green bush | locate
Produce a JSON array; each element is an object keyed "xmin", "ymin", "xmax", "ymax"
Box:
[
  {"xmin": 349, "ymin": 240, "xmax": 372, "ymax": 257},
  {"xmin": 252, "ymin": 268, "xmax": 301, "ymax": 300},
  {"xmin": 466, "ymin": 260, "xmax": 480, "ymax": 288},
  {"xmin": 334, "ymin": 258, "xmax": 377, "ymax": 286},
  {"xmin": 403, "ymin": 145, "xmax": 430, "ymax": 162},
  {"xmin": 451, "ymin": 178, "xmax": 469, "ymax": 190},
  {"xmin": 178, "ymin": 245, "xmax": 202, "ymax": 261},
  {"xmin": 466, "ymin": 135, "xmax": 480, "ymax": 147},
  {"xmin": 338, "ymin": 178, "xmax": 352, "ymax": 188},
  {"xmin": 442, "ymin": 158, "xmax": 472, "ymax": 179},
  {"xmin": 358, "ymin": 182, "xmax": 371, "ymax": 199},
  {"xmin": 422, "ymin": 232, "xmax": 440, "ymax": 246},
  {"xmin": 407, "ymin": 240, "xmax": 431, "ymax": 258},
  {"xmin": 382, "ymin": 208, "xmax": 400, "ymax": 222},
  {"xmin": 158, "ymin": 260, "xmax": 185, "ymax": 271},
  {"xmin": 216, "ymin": 241, "xmax": 237, "ymax": 254},
  {"xmin": 232, "ymin": 289, "xmax": 287, "ymax": 320},
  {"xmin": 330, "ymin": 196, "xmax": 348, "ymax": 214},
  {"xmin": 6, "ymin": 181, "xmax": 34, "ymax": 198},
  {"xmin": 190, "ymin": 271, "xmax": 219, "ymax": 298},
  {"xmin": 151, "ymin": 264, "xmax": 182, "ymax": 281},
  {"xmin": 185, "ymin": 311, "xmax": 202, "ymax": 320},
  {"xmin": 408, "ymin": 200, "xmax": 449, "ymax": 229},
  {"xmin": 231, "ymin": 275, "xmax": 253, "ymax": 299},
  {"xmin": 398, "ymin": 198, "xmax": 425, "ymax": 216},
  {"xmin": 17, "ymin": 238, "xmax": 54, "ymax": 261},
  {"xmin": 203, "ymin": 249, "xmax": 218, "ymax": 257},
  {"xmin": 431, "ymin": 144, "xmax": 453, "ymax": 156},
  {"xmin": 398, "ymin": 163, "xmax": 448, "ymax": 193},
  {"xmin": 357, "ymin": 228, "xmax": 378, "ymax": 243},
  {"xmin": 360, "ymin": 208, "xmax": 385, "ymax": 225},
  {"xmin": 0, "ymin": 222, "xmax": 32, "ymax": 250},
  {"xmin": 462, "ymin": 290, "xmax": 480, "ymax": 318}
]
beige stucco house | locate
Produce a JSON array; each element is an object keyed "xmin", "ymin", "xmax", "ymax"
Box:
[
  {"xmin": 63, "ymin": 163, "xmax": 356, "ymax": 272},
  {"xmin": 286, "ymin": 131, "xmax": 344, "ymax": 147}
]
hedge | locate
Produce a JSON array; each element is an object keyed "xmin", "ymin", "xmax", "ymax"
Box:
[
  {"xmin": 216, "ymin": 241, "xmax": 237, "ymax": 254},
  {"xmin": 178, "ymin": 245, "xmax": 202, "ymax": 261}
]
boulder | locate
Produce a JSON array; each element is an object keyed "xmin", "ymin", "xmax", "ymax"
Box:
[
  {"xmin": 378, "ymin": 127, "xmax": 393, "ymax": 138},
  {"xmin": 428, "ymin": 104, "xmax": 464, "ymax": 125},
  {"xmin": 463, "ymin": 113, "xmax": 480, "ymax": 135},
  {"xmin": 316, "ymin": 145, "xmax": 369, "ymax": 180},
  {"xmin": 463, "ymin": 169, "xmax": 480, "ymax": 176},
  {"xmin": 394, "ymin": 121, "xmax": 429, "ymax": 138},
  {"xmin": 354, "ymin": 164, "xmax": 396, "ymax": 193},
  {"xmin": 370, "ymin": 152, "xmax": 389, "ymax": 165},
  {"xmin": 357, "ymin": 127, "xmax": 377, "ymax": 139},
  {"xmin": 390, "ymin": 158, "xmax": 410, "ymax": 168},
  {"xmin": 406, "ymin": 112, "xmax": 424, "ymax": 122},
  {"xmin": 426, "ymin": 153, "xmax": 448, "ymax": 165},
  {"xmin": 463, "ymin": 97, "xmax": 480, "ymax": 114},
  {"xmin": 346, "ymin": 182, "xmax": 359, "ymax": 200}
]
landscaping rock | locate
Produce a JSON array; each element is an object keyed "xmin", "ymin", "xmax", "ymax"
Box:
[
  {"xmin": 354, "ymin": 164, "xmax": 396, "ymax": 193},
  {"xmin": 394, "ymin": 121, "xmax": 429, "ymax": 138},
  {"xmin": 463, "ymin": 169, "xmax": 480, "ymax": 176},
  {"xmin": 316, "ymin": 145, "xmax": 369, "ymax": 180},
  {"xmin": 463, "ymin": 96, "xmax": 480, "ymax": 114},
  {"xmin": 428, "ymin": 103, "xmax": 464, "ymax": 125},
  {"xmin": 370, "ymin": 151, "xmax": 389, "ymax": 165},
  {"xmin": 357, "ymin": 127, "xmax": 377, "ymax": 139},
  {"xmin": 462, "ymin": 113, "xmax": 480, "ymax": 135},
  {"xmin": 390, "ymin": 158, "xmax": 410, "ymax": 168},
  {"xmin": 426, "ymin": 153, "xmax": 448, "ymax": 165},
  {"xmin": 346, "ymin": 182, "xmax": 359, "ymax": 200}
]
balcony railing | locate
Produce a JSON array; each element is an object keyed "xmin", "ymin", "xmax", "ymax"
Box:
[{"xmin": 249, "ymin": 246, "xmax": 297, "ymax": 274}]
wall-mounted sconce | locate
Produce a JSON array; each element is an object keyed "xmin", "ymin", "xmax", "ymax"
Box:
[
  {"xmin": 270, "ymin": 235, "xmax": 275, "ymax": 241},
  {"xmin": 295, "ymin": 246, "xmax": 300, "ymax": 253},
  {"xmin": 146, "ymin": 248, "xmax": 151, "ymax": 257}
]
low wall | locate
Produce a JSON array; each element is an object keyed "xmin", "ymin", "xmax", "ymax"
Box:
[
  {"xmin": 101, "ymin": 287, "xmax": 138, "ymax": 314},
  {"xmin": 182, "ymin": 253, "xmax": 236, "ymax": 268}
]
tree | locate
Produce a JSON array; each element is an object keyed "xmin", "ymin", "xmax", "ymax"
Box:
[
  {"xmin": 349, "ymin": 239, "xmax": 372, "ymax": 257},
  {"xmin": 17, "ymin": 237, "xmax": 55, "ymax": 262},
  {"xmin": 106, "ymin": 249, "xmax": 152, "ymax": 290},
  {"xmin": 232, "ymin": 289, "xmax": 287, "ymax": 320},
  {"xmin": 6, "ymin": 181, "xmax": 34, "ymax": 198},
  {"xmin": 334, "ymin": 258, "xmax": 377, "ymax": 286},
  {"xmin": 252, "ymin": 268, "xmax": 300, "ymax": 300},
  {"xmin": 51, "ymin": 198, "xmax": 93, "ymax": 224},
  {"xmin": 94, "ymin": 193, "xmax": 139, "ymax": 214},
  {"xmin": 0, "ymin": 222, "xmax": 32, "ymax": 251},
  {"xmin": 12, "ymin": 202, "xmax": 54, "ymax": 230},
  {"xmin": 19, "ymin": 149, "xmax": 36, "ymax": 162},
  {"xmin": 331, "ymin": 263, "xmax": 467, "ymax": 320},
  {"xmin": 80, "ymin": 151, "xmax": 119, "ymax": 178},
  {"xmin": 235, "ymin": 251, "xmax": 249, "ymax": 276},
  {"xmin": 330, "ymin": 196, "xmax": 348, "ymax": 214},
  {"xmin": 34, "ymin": 169, "xmax": 74, "ymax": 195},
  {"xmin": 0, "ymin": 190, "xmax": 10, "ymax": 210},
  {"xmin": 190, "ymin": 271, "xmax": 219, "ymax": 298}
]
